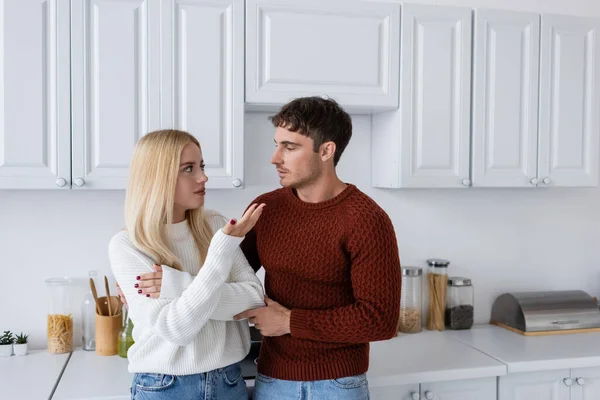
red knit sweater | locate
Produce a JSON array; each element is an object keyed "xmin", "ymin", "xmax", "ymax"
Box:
[{"xmin": 240, "ymin": 184, "xmax": 401, "ymax": 381}]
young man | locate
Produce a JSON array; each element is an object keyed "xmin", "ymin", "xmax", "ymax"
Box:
[{"xmin": 234, "ymin": 96, "xmax": 401, "ymax": 399}]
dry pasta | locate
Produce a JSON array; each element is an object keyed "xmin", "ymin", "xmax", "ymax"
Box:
[{"xmin": 47, "ymin": 314, "xmax": 73, "ymax": 354}]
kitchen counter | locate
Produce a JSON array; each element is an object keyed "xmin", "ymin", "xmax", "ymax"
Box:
[
  {"xmin": 52, "ymin": 349, "xmax": 131, "ymax": 400},
  {"xmin": 0, "ymin": 349, "xmax": 70, "ymax": 400},
  {"xmin": 449, "ymin": 324, "xmax": 600, "ymax": 373},
  {"xmin": 367, "ymin": 330, "xmax": 506, "ymax": 386},
  {"xmin": 50, "ymin": 331, "xmax": 506, "ymax": 399}
]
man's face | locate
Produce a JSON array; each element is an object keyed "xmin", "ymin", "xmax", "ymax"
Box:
[{"xmin": 270, "ymin": 126, "xmax": 322, "ymax": 189}]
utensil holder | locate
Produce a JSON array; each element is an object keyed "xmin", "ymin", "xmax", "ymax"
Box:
[{"xmin": 95, "ymin": 296, "xmax": 123, "ymax": 356}]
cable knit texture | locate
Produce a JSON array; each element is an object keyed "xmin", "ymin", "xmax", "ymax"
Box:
[
  {"xmin": 241, "ymin": 184, "xmax": 402, "ymax": 381},
  {"xmin": 108, "ymin": 211, "xmax": 265, "ymax": 375}
]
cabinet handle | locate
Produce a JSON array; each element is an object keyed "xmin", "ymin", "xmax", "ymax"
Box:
[
  {"xmin": 74, "ymin": 177, "xmax": 85, "ymax": 187},
  {"xmin": 542, "ymin": 177, "xmax": 551, "ymax": 185},
  {"xmin": 424, "ymin": 391, "xmax": 434, "ymax": 400},
  {"xmin": 461, "ymin": 178, "xmax": 471, "ymax": 187},
  {"xmin": 410, "ymin": 392, "xmax": 420, "ymax": 400},
  {"xmin": 530, "ymin": 177, "xmax": 539, "ymax": 186},
  {"xmin": 576, "ymin": 377, "xmax": 585, "ymax": 386},
  {"xmin": 563, "ymin": 378, "xmax": 573, "ymax": 386},
  {"xmin": 56, "ymin": 178, "xmax": 67, "ymax": 187},
  {"xmin": 232, "ymin": 179, "xmax": 242, "ymax": 188}
]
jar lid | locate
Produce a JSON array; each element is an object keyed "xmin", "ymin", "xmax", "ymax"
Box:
[
  {"xmin": 448, "ymin": 276, "xmax": 472, "ymax": 286},
  {"xmin": 402, "ymin": 267, "xmax": 423, "ymax": 276},
  {"xmin": 426, "ymin": 259, "xmax": 450, "ymax": 268}
]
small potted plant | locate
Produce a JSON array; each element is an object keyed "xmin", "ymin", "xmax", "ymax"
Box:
[
  {"xmin": 13, "ymin": 332, "xmax": 29, "ymax": 356},
  {"xmin": 0, "ymin": 331, "xmax": 14, "ymax": 357}
]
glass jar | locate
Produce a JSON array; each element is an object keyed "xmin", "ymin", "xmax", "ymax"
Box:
[
  {"xmin": 426, "ymin": 259, "xmax": 449, "ymax": 331},
  {"xmin": 398, "ymin": 267, "xmax": 423, "ymax": 334},
  {"xmin": 45, "ymin": 277, "xmax": 74, "ymax": 354},
  {"xmin": 445, "ymin": 277, "xmax": 474, "ymax": 330},
  {"xmin": 118, "ymin": 310, "xmax": 135, "ymax": 358}
]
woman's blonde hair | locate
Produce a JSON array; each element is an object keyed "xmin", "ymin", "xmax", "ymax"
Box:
[{"xmin": 124, "ymin": 129, "xmax": 214, "ymax": 271}]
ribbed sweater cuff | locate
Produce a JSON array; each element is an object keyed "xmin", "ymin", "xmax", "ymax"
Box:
[
  {"xmin": 289, "ymin": 309, "xmax": 313, "ymax": 340},
  {"xmin": 160, "ymin": 266, "xmax": 192, "ymax": 299},
  {"xmin": 209, "ymin": 229, "xmax": 244, "ymax": 255}
]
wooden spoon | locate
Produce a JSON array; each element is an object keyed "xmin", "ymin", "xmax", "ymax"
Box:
[
  {"xmin": 104, "ymin": 276, "xmax": 113, "ymax": 317},
  {"xmin": 89, "ymin": 278, "xmax": 102, "ymax": 315}
]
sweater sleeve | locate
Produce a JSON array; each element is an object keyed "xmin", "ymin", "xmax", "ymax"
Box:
[
  {"xmin": 288, "ymin": 208, "xmax": 402, "ymax": 343},
  {"xmin": 108, "ymin": 229, "xmax": 241, "ymax": 346},
  {"xmin": 159, "ymin": 211, "xmax": 265, "ymax": 319},
  {"xmin": 159, "ymin": 247, "xmax": 265, "ymax": 321}
]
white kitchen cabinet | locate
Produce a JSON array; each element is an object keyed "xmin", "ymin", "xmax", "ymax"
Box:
[
  {"xmin": 0, "ymin": 0, "xmax": 71, "ymax": 189},
  {"xmin": 498, "ymin": 369, "xmax": 571, "ymax": 400},
  {"xmin": 370, "ymin": 383, "xmax": 420, "ymax": 400},
  {"xmin": 537, "ymin": 14, "xmax": 600, "ymax": 188},
  {"xmin": 162, "ymin": 0, "xmax": 244, "ymax": 189},
  {"xmin": 245, "ymin": 0, "xmax": 400, "ymax": 113},
  {"xmin": 70, "ymin": 0, "xmax": 161, "ymax": 190},
  {"xmin": 421, "ymin": 377, "xmax": 496, "ymax": 400},
  {"xmin": 471, "ymin": 10, "xmax": 540, "ymax": 188},
  {"xmin": 571, "ymin": 367, "xmax": 600, "ymax": 400},
  {"xmin": 372, "ymin": 4, "xmax": 472, "ymax": 188},
  {"xmin": 71, "ymin": 0, "xmax": 243, "ymax": 190}
]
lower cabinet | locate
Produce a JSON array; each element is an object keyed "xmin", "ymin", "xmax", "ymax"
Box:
[
  {"xmin": 371, "ymin": 377, "xmax": 496, "ymax": 400},
  {"xmin": 498, "ymin": 367, "xmax": 600, "ymax": 400}
]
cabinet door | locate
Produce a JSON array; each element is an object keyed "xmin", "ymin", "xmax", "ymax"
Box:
[
  {"xmin": 71, "ymin": 0, "xmax": 161, "ymax": 189},
  {"xmin": 421, "ymin": 377, "xmax": 496, "ymax": 400},
  {"xmin": 245, "ymin": 0, "xmax": 400, "ymax": 112},
  {"xmin": 0, "ymin": 0, "xmax": 70, "ymax": 189},
  {"xmin": 571, "ymin": 367, "xmax": 600, "ymax": 400},
  {"xmin": 397, "ymin": 4, "xmax": 472, "ymax": 188},
  {"xmin": 538, "ymin": 15, "xmax": 600, "ymax": 187},
  {"xmin": 162, "ymin": 0, "xmax": 244, "ymax": 189},
  {"xmin": 498, "ymin": 370, "xmax": 570, "ymax": 400},
  {"xmin": 370, "ymin": 383, "xmax": 420, "ymax": 400},
  {"xmin": 471, "ymin": 9, "xmax": 540, "ymax": 188}
]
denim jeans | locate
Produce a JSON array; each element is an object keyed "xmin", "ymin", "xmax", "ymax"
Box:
[
  {"xmin": 131, "ymin": 362, "xmax": 247, "ymax": 400},
  {"xmin": 253, "ymin": 373, "xmax": 369, "ymax": 400}
]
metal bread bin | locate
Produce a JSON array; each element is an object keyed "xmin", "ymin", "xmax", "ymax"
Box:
[{"xmin": 490, "ymin": 290, "xmax": 600, "ymax": 333}]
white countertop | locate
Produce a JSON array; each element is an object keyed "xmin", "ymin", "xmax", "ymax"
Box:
[
  {"xmin": 449, "ymin": 324, "xmax": 600, "ymax": 373},
  {"xmin": 367, "ymin": 330, "xmax": 506, "ymax": 386},
  {"xmin": 0, "ymin": 349, "xmax": 70, "ymax": 400},
  {"xmin": 52, "ymin": 349, "xmax": 131, "ymax": 400}
]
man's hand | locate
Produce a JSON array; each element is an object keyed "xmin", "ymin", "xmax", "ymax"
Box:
[{"xmin": 234, "ymin": 297, "xmax": 291, "ymax": 337}]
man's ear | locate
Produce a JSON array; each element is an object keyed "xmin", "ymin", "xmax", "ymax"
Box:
[{"xmin": 320, "ymin": 141, "xmax": 336, "ymax": 162}]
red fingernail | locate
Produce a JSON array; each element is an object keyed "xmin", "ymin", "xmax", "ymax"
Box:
[
  {"xmin": 136, "ymin": 276, "xmax": 140, "ymax": 280},
  {"xmin": 146, "ymin": 294, "xmax": 150, "ymax": 298},
  {"xmin": 138, "ymin": 290, "xmax": 142, "ymax": 294},
  {"xmin": 134, "ymin": 284, "xmax": 139, "ymax": 288},
  {"xmin": 230, "ymin": 219, "xmax": 236, "ymax": 225}
]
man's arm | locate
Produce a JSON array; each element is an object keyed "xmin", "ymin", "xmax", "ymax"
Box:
[
  {"xmin": 240, "ymin": 226, "xmax": 262, "ymax": 273},
  {"xmin": 288, "ymin": 208, "xmax": 401, "ymax": 343}
]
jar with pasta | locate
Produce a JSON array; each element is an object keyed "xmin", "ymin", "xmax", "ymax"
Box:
[
  {"xmin": 45, "ymin": 277, "xmax": 74, "ymax": 354},
  {"xmin": 426, "ymin": 259, "xmax": 449, "ymax": 331},
  {"xmin": 398, "ymin": 267, "xmax": 423, "ymax": 334}
]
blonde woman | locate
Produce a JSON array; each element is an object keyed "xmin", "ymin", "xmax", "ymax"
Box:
[{"xmin": 108, "ymin": 129, "xmax": 265, "ymax": 400}]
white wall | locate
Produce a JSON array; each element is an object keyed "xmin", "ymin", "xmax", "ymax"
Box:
[{"xmin": 2, "ymin": 0, "xmax": 600, "ymax": 350}]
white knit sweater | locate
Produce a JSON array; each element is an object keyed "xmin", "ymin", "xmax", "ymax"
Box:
[{"xmin": 108, "ymin": 212, "xmax": 265, "ymax": 375}]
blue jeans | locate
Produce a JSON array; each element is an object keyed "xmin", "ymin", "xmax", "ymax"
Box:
[
  {"xmin": 254, "ymin": 373, "xmax": 369, "ymax": 400},
  {"xmin": 131, "ymin": 362, "xmax": 247, "ymax": 400}
]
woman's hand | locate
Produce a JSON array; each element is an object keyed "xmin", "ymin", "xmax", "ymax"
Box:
[
  {"xmin": 222, "ymin": 203, "xmax": 266, "ymax": 238},
  {"xmin": 133, "ymin": 264, "xmax": 163, "ymax": 299}
]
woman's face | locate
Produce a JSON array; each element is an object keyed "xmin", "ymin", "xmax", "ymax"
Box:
[{"xmin": 173, "ymin": 142, "xmax": 208, "ymax": 220}]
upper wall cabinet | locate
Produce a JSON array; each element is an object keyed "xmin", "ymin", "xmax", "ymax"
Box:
[
  {"xmin": 0, "ymin": 0, "xmax": 71, "ymax": 189},
  {"xmin": 245, "ymin": 0, "xmax": 400, "ymax": 113},
  {"xmin": 471, "ymin": 9, "xmax": 540, "ymax": 188},
  {"xmin": 162, "ymin": 0, "xmax": 245, "ymax": 189},
  {"xmin": 538, "ymin": 14, "xmax": 600, "ymax": 188},
  {"xmin": 71, "ymin": 0, "xmax": 162, "ymax": 190},
  {"xmin": 372, "ymin": 4, "xmax": 472, "ymax": 188}
]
